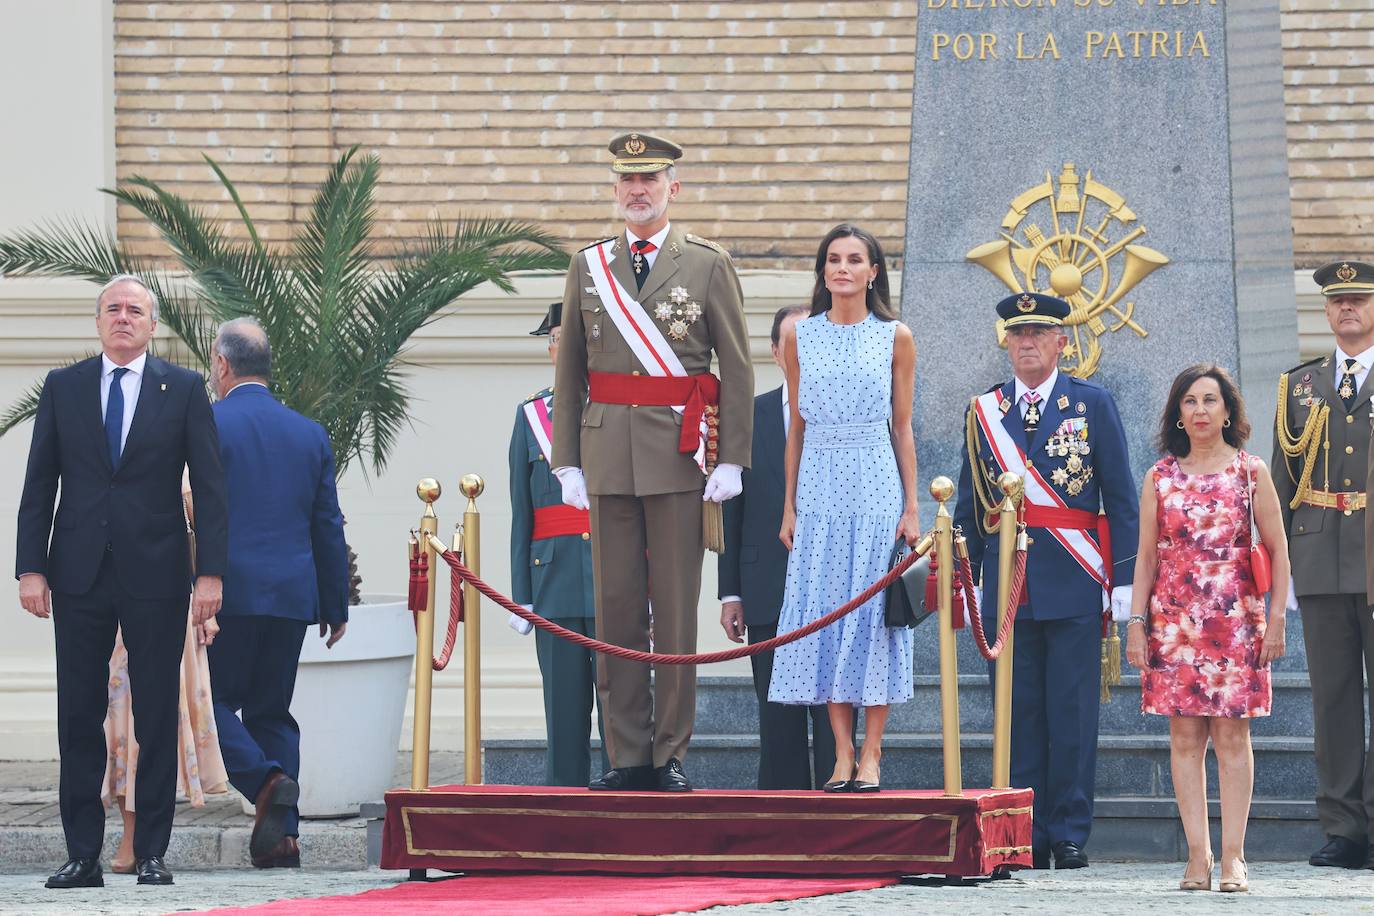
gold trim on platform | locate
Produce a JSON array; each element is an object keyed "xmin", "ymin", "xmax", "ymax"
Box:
[
  {"xmin": 402, "ymin": 804, "xmax": 938, "ymax": 822},
  {"xmin": 985, "ymin": 845, "xmax": 1033, "ymax": 856},
  {"xmin": 979, "ymin": 805, "xmax": 1033, "ymax": 818}
]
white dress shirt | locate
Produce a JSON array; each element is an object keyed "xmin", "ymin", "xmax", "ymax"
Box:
[
  {"xmin": 100, "ymin": 352, "xmax": 146, "ymax": 453},
  {"xmin": 1014, "ymin": 368, "xmax": 1059, "ymax": 419},
  {"xmin": 625, "ymin": 222, "xmax": 671, "ymax": 272},
  {"xmin": 1333, "ymin": 344, "xmax": 1374, "ymax": 395}
]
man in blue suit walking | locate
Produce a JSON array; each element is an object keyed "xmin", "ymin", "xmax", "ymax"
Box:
[
  {"xmin": 206, "ymin": 318, "xmax": 349, "ymax": 869},
  {"xmin": 956, "ymin": 293, "xmax": 1138, "ymax": 870}
]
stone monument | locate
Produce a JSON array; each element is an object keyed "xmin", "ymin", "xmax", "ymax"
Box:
[{"xmin": 902, "ymin": 0, "xmax": 1297, "ymax": 485}]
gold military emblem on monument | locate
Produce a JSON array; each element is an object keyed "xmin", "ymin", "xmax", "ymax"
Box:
[
  {"xmin": 967, "ymin": 162, "xmax": 1170, "ymax": 378},
  {"xmin": 655, "ymin": 286, "xmax": 702, "ymax": 341}
]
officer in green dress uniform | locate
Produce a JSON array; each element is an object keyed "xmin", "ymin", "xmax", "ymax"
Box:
[
  {"xmin": 1274, "ymin": 260, "xmax": 1374, "ymax": 870},
  {"xmin": 509, "ymin": 303, "xmax": 608, "ymax": 786}
]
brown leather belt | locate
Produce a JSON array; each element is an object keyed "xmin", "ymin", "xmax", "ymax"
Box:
[{"xmin": 1300, "ymin": 489, "xmax": 1367, "ymax": 512}]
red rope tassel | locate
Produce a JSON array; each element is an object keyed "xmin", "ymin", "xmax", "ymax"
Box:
[{"xmin": 407, "ymin": 551, "xmax": 428, "ymax": 613}]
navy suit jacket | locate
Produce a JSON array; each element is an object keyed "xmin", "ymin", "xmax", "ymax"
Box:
[
  {"xmin": 212, "ymin": 384, "xmax": 348, "ymax": 625},
  {"xmin": 718, "ymin": 386, "xmax": 791, "ymax": 627},
  {"xmin": 955, "ymin": 373, "xmax": 1139, "ymax": 620},
  {"xmin": 16, "ymin": 354, "xmax": 227, "ymax": 599}
]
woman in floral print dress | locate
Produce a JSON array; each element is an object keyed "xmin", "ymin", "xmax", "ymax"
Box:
[{"xmin": 1126, "ymin": 364, "xmax": 1289, "ymax": 894}]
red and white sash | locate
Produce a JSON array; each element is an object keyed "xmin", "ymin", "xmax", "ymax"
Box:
[
  {"xmin": 973, "ymin": 391, "xmax": 1109, "ymax": 602},
  {"xmin": 522, "ymin": 393, "xmax": 555, "ymax": 464},
  {"xmin": 584, "ymin": 239, "xmax": 707, "ymax": 471}
]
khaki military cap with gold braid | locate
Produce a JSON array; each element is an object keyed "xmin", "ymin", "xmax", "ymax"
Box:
[
  {"xmin": 608, "ymin": 132, "xmax": 683, "ymax": 173},
  {"xmin": 1314, "ymin": 260, "xmax": 1374, "ymax": 296}
]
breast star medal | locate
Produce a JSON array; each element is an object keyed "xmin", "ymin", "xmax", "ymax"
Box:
[{"xmin": 654, "ymin": 286, "xmax": 702, "ymax": 341}]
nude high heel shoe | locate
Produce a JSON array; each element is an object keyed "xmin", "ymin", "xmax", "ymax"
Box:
[
  {"xmin": 1178, "ymin": 854, "xmax": 1212, "ymax": 891},
  {"xmin": 1219, "ymin": 858, "xmax": 1248, "ymax": 893}
]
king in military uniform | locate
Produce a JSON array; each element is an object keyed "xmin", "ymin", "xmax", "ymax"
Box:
[
  {"xmin": 1276, "ymin": 259, "xmax": 1374, "ymax": 870},
  {"xmin": 508, "ymin": 302, "xmax": 608, "ymax": 787},
  {"xmin": 552, "ymin": 133, "xmax": 753, "ymax": 792},
  {"xmin": 955, "ymin": 292, "xmax": 1139, "ymax": 870}
]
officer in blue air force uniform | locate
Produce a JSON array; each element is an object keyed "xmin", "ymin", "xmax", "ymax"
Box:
[
  {"xmin": 955, "ymin": 292, "xmax": 1139, "ymax": 871},
  {"xmin": 509, "ymin": 302, "xmax": 608, "ymax": 786}
]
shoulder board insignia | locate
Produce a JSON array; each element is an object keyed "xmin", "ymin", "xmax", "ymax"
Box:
[
  {"xmin": 1285, "ymin": 355, "xmax": 1322, "ymax": 375},
  {"xmin": 577, "ymin": 237, "xmax": 614, "ymax": 253},
  {"xmin": 983, "ymin": 382, "xmax": 1003, "ymax": 395},
  {"xmin": 685, "ymin": 233, "xmax": 726, "ymax": 254},
  {"xmin": 521, "ymin": 387, "xmax": 553, "ymax": 404}
]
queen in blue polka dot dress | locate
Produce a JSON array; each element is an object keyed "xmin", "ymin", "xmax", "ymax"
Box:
[{"xmin": 769, "ymin": 224, "xmax": 919, "ymax": 793}]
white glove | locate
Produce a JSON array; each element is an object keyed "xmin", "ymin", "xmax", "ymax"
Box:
[
  {"xmin": 508, "ymin": 604, "xmax": 534, "ymax": 636},
  {"xmin": 702, "ymin": 463, "xmax": 743, "ymax": 503},
  {"xmin": 552, "ymin": 466, "xmax": 589, "ymax": 510},
  {"xmin": 1110, "ymin": 585, "xmax": 1134, "ymax": 623},
  {"xmin": 1285, "ymin": 581, "xmax": 1299, "ymax": 614}
]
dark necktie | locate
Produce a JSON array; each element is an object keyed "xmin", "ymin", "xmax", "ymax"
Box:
[
  {"xmin": 631, "ymin": 239, "xmax": 657, "ymax": 291},
  {"xmin": 1022, "ymin": 391, "xmax": 1041, "ymax": 436},
  {"xmin": 1339, "ymin": 357, "xmax": 1359, "ymax": 411},
  {"xmin": 106, "ymin": 366, "xmax": 130, "ymax": 468}
]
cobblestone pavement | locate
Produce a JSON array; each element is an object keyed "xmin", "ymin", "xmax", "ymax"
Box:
[{"xmin": 1, "ymin": 863, "xmax": 1373, "ymax": 915}]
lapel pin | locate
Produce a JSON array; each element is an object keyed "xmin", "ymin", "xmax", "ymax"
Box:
[
  {"xmin": 1076, "ymin": 401, "xmax": 1086, "ymax": 415},
  {"xmin": 160, "ymin": 383, "xmax": 167, "ymax": 391},
  {"xmin": 999, "ymin": 396, "xmax": 1012, "ymax": 414},
  {"xmin": 1057, "ymin": 395, "xmax": 1069, "ymax": 410}
]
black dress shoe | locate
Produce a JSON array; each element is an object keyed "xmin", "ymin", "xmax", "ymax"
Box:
[
  {"xmin": 1052, "ymin": 840, "xmax": 1088, "ymax": 869},
  {"xmin": 135, "ymin": 856, "xmax": 173, "ymax": 885},
  {"xmin": 851, "ymin": 779, "xmax": 881, "ymax": 793},
  {"xmin": 1032, "ymin": 846, "xmax": 1051, "ymax": 870},
  {"xmin": 44, "ymin": 858, "xmax": 103, "ymax": 889},
  {"xmin": 588, "ymin": 765, "xmax": 655, "ymax": 790},
  {"xmin": 656, "ymin": 757, "xmax": 692, "ymax": 792},
  {"xmin": 822, "ymin": 769, "xmax": 854, "ymax": 793},
  {"xmin": 1364, "ymin": 844, "xmax": 1374, "ymax": 871},
  {"xmin": 1310, "ymin": 834, "xmax": 1367, "ymax": 868}
]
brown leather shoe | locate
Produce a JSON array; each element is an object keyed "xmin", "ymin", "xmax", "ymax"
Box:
[
  {"xmin": 251, "ymin": 835, "xmax": 301, "ymax": 869},
  {"xmin": 249, "ymin": 772, "xmax": 299, "ymax": 865}
]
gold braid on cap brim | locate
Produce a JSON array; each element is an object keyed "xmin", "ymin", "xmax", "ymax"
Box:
[
  {"xmin": 1001, "ymin": 315, "xmax": 1064, "ymax": 329},
  {"xmin": 613, "ymin": 158, "xmax": 675, "ymax": 173},
  {"xmin": 1275, "ymin": 371, "xmax": 1330, "ymax": 510},
  {"xmin": 966, "ymin": 397, "xmax": 1001, "ymax": 536}
]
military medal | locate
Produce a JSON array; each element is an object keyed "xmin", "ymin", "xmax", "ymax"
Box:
[
  {"xmin": 999, "ymin": 396, "xmax": 1012, "ymax": 414},
  {"xmin": 591, "ymin": 324, "xmax": 601, "ymax": 341},
  {"xmin": 654, "ymin": 286, "xmax": 702, "ymax": 341},
  {"xmin": 1057, "ymin": 395, "xmax": 1069, "ymax": 410},
  {"xmin": 1024, "ymin": 400, "xmax": 1040, "ymax": 426}
]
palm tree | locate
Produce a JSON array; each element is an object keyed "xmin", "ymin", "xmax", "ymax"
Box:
[{"xmin": 0, "ymin": 146, "xmax": 567, "ymax": 482}]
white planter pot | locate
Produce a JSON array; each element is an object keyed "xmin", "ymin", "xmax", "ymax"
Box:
[{"xmin": 237, "ymin": 595, "xmax": 414, "ymax": 818}]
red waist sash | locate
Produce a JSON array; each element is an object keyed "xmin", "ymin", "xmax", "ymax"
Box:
[
  {"xmin": 587, "ymin": 370, "xmax": 720, "ymax": 456},
  {"xmin": 987, "ymin": 505, "xmax": 1114, "ymax": 589},
  {"xmin": 532, "ymin": 505, "xmax": 591, "ymax": 540}
]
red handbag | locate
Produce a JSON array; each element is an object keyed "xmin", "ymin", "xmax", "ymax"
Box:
[{"xmin": 1244, "ymin": 454, "xmax": 1272, "ymax": 595}]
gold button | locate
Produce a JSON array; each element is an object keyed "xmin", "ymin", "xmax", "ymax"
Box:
[
  {"xmin": 1298, "ymin": 526, "xmax": 1305, "ymax": 533},
  {"xmin": 533, "ymin": 558, "xmax": 541, "ymax": 566},
  {"xmin": 1025, "ymin": 459, "xmax": 1034, "ymax": 469},
  {"xmin": 538, "ymin": 455, "xmax": 546, "ymax": 461},
  {"xmin": 1346, "ymin": 445, "xmax": 1355, "ymax": 454},
  {"xmin": 1348, "ymin": 415, "xmax": 1355, "ymax": 424},
  {"xmin": 581, "ymin": 532, "xmax": 590, "ymax": 540},
  {"xmin": 632, "ymin": 370, "xmax": 641, "ymax": 376},
  {"xmin": 1345, "ymin": 478, "xmax": 1353, "ymax": 486},
  {"xmin": 1345, "ymin": 509, "xmax": 1354, "ymax": 517}
]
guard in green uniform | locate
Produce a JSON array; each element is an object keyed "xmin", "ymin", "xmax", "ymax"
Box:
[
  {"xmin": 509, "ymin": 303, "xmax": 608, "ymax": 786},
  {"xmin": 1275, "ymin": 260, "xmax": 1374, "ymax": 870}
]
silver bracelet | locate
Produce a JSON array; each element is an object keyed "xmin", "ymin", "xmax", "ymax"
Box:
[{"xmin": 1127, "ymin": 615, "xmax": 1147, "ymax": 628}]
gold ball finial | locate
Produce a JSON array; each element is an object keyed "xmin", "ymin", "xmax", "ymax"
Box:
[
  {"xmin": 929, "ymin": 476, "xmax": 955, "ymax": 503},
  {"xmin": 416, "ymin": 478, "xmax": 442, "ymax": 504},
  {"xmin": 997, "ymin": 472, "xmax": 1024, "ymax": 502},
  {"xmin": 459, "ymin": 474, "xmax": 485, "ymax": 500}
]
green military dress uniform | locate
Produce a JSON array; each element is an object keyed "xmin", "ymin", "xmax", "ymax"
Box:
[
  {"xmin": 552, "ymin": 139, "xmax": 753, "ymax": 773},
  {"xmin": 509, "ymin": 386, "xmax": 609, "ymax": 786},
  {"xmin": 1275, "ymin": 258, "xmax": 1374, "ymax": 854}
]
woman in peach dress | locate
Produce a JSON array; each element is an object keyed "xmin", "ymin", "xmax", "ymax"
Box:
[{"xmin": 103, "ymin": 481, "xmax": 228, "ymax": 872}]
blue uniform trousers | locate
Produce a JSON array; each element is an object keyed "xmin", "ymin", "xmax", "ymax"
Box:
[
  {"xmin": 207, "ymin": 615, "xmax": 308, "ymax": 836},
  {"xmin": 534, "ymin": 615, "xmax": 609, "ymax": 786}
]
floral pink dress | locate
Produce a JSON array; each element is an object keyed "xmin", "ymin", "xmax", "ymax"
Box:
[{"xmin": 1141, "ymin": 451, "xmax": 1271, "ymax": 718}]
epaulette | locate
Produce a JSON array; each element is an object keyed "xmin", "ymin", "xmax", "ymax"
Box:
[
  {"xmin": 983, "ymin": 382, "xmax": 1003, "ymax": 395},
  {"xmin": 1285, "ymin": 355, "xmax": 1322, "ymax": 375},
  {"xmin": 685, "ymin": 233, "xmax": 726, "ymax": 254},
  {"xmin": 577, "ymin": 237, "xmax": 614, "ymax": 252},
  {"xmin": 520, "ymin": 386, "xmax": 553, "ymax": 405},
  {"xmin": 1066, "ymin": 375, "xmax": 1108, "ymax": 393}
]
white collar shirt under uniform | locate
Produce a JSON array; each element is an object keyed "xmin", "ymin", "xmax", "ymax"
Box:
[
  {"xmin": 1014, "ymin": 368, "xmax": 1059, "ymax": 419},
  {"xmin": 1333, "ymin": 344, "xmax": 1374, "ymax": 397},
  {"xmin": 625, "ymin": 222, "xmax": 671, "ymax": 272},
  {"xmin": 100, "ymin": 351, "xmax": 147, "ymax": 453}
]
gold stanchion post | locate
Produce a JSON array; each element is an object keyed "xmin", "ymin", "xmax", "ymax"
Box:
[
  {"xmin": 930, "ymin": 476, "xmax": 962, "ymax": 797},
  {"xmin": 411, "ymin": 478, "xmax": 441, "ymax": 791},
  {"xmin": 459, "ymin": 474, "xmax": 485, "ymax": 785},
  {"xmin": 991, "ymin": 472, "xmax": 1023, "ymax": 789}
]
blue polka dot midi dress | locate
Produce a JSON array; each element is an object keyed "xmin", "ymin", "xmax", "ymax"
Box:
[{"xmin": 767, "ymin": 312, "xmax": 914, "ymax": 707}]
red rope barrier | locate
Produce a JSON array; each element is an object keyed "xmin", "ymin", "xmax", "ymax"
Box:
[
  {"xmin": 434, "ymin": 543, "xmax": 929, "ymax": 666},
  {"xmin": 958, "ymin": 547, "xmax": 1026, "ymax": 661}
]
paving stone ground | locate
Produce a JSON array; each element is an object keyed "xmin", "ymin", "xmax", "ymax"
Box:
[{"xmin": 1, "ymin": 864, "xmax": 1373, "ymax": 915}]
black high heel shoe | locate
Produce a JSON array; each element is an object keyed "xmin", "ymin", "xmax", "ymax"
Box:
[{"xmin": 823, "ymin": 766, "xmax": 857, "ymax": 793}]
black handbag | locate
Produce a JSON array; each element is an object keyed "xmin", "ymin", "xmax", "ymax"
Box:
[{"xmin": 884, "ymin": 539, "xmax": 934, "ymax": 629}]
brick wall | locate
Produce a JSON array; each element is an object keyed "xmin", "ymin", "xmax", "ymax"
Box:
[{"xmin": 113, "ymin": 1, "xmax": 1371, "ymax": 270}]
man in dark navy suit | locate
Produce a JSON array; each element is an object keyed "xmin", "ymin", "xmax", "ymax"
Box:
[
  {"xmin": 17, "ymin": 274, "xmax": 227, "ymax": 888},
  {"xmin": 205, "ymin": 318, "xmax": 348, "ymax": 869},
  {"xmin": 719, "ymin": 305, "xmax": 837, "ymax": 789},
  {"xmin": 956, "ymin": 293, "xmax": 1138, "ymax": 870}
]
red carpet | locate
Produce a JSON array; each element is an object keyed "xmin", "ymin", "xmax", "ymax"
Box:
[
  {"xmin": 382, "ymin": 784, "xmax": 1033, "ymax": 877},
  {"xmin": 200, "ymin": 874, "xmax": 899, "ymax": 915}
]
